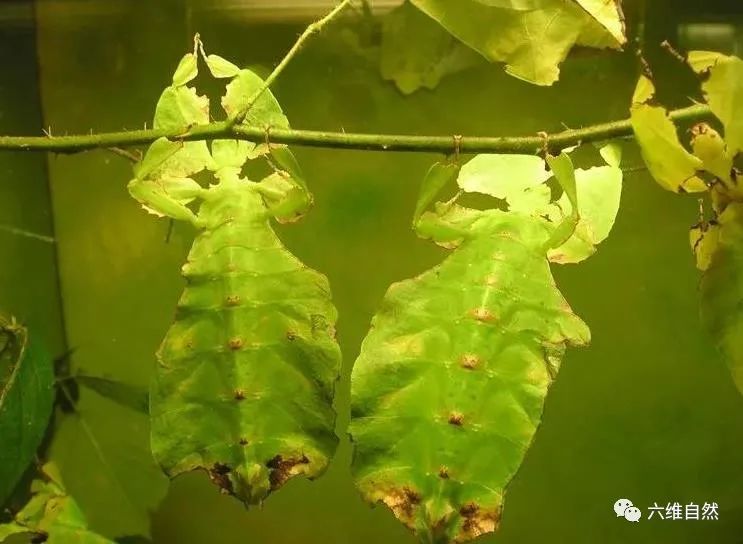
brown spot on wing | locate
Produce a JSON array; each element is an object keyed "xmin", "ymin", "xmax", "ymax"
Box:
[
  {"xmin": 378, "ymin": 486, "xmax": 422, "ymax": 529},
  {"xmin": 460, "ymin": 353, "xmax": 480, "ymax": 370},
  {"xmin": 208, "ymin": 463, "xmax": 234, "ymax": 495},
  {"xmin": 457, "ymin": 503, "xmax": 501, "ymax": 542},
  {"xmin": 470, "ymin": 308, "xmax": 496, "ymax": 322},
  {"xmin": 266, "ymin": 454, "xmax": 310, "ymax": 489},
  {"xmin": 448, "ymin": 411, "xmax": 464, "ymax": 426}
]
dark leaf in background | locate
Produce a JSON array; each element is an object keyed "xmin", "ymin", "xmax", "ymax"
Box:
[{"xmin": 0, "ymin": 315, "xmax": 54, "ymax": 508}]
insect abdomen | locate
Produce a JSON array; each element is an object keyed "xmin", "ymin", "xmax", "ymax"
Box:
[{"xmin": 151, "ymin": 182, "xmax": 340, "ymax": 503}]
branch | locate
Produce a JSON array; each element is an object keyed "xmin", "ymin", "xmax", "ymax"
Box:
[
  {"xmin": 0, "ymin": 104, "xmax": 712, "ymax": 156},
  {"xmin": 229, "ymin": 0, "xmax": 354, "ymax": 126}
]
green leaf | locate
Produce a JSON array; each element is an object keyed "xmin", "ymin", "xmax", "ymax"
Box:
[
  {"xmin": 599, "ymin": 142, "xmax": 622, "ymax": 167},
  {"xmin": 171, "ymin": 53, "xmax": 198, "ymax": 87},
  {"xmin": 457, "ymin": 154, "xmax": 550, "ymax": 200},
  {"xmin": 350, "ymin": 207, "xmax": 590, "ymax": 543},
  {"xmin": 221, "ymin": 69, "xmax": 289, "ymax": 157},
  {"xmin": 380, "ymin": 1, "xmax": 481, "ymax": 94},
  {"xmin": 414, "ymin": 161, "xmax": 460, "ymax": 224},
  {"xmin": 0, "ymin": 465, "xmax": 115, "ymax": 544},
  {"xmin": 127, "ymin": 173, "xmax": 205, "ymax": 224},
  {"xmin": 129, "ymin": 55, "xmax": 216, "ymax": 224},
  {"xmin": 0, "ymin": 523, "xmax": 28, "ymax": 540},
  {"xmin": 135, "ymin": 138, "xmax": 213, "ymax": 181},
  {"xmin": 210, "ymin": 139, "xmax": 254, "ymax": 170},
  {"xmin": 699, "ymin": 202, "xmax": 743, "ymax": 395},
  {"xmin": 74, "ymin": 376, "xmax": 149, "ymax": 415},
  {"xmin": 130, "ymin": 41, "xmax": 216, "ymax": 223},
  {"xmin": 544, "ymin": 152, "xmax": 579, "ymax": 249},
  {"xmin": 690, "ymin": 123, "xmax": 735, "ymax": 188},
  {"xmin": 547, "ymin": 165, "xmax": 623, "ymax": 264},
  {"xmin": 688, "ymin": 51, "xmax": 743, "ymax": 156},
  {"xmin": 154, "ymin": 86, "xmax": 209, "ymax": 130},
  {"xmin": 203, "ymin": 54, "xmax": 241, "ymax": 79},
  {"xmin": 268, "ymin": 146, "xmax": 310, "ymax": 193},
  {"xmin": 0, "ymin": 316, "xmax": 54, "ymax": 507},
  {"xmin": 690, "ymin": 220, "xmax": 720, "ymax": 272},
  {"xmin": 222, "ymin": 69, "xmax": 289, "ymax": 130},
  {"xmin": 151, "ymin": 177, "xmax": 341, "ymax": 505},
  {"xmin": 410, "ymin": 0, "xmax": 624, "ymax": 86},
  {"xmin": 255, "ymin": 170, "xmax": 313, "ymax": 224},
  {"xmin": 471, "ymin": 0, "xmax": 548, "ymax": 8},
  {"xmin": 546, "ymin": 152, "xmax": 577, "ymax": 207},
  {"xmin": 508, "ymin": 184, "xmax": 552, "ymax": 216},
  {"xmin": 415, "ymin": 202, "xmax": 485, "ymax": 249},
  {"xmin": 573, "ymin": 0, "xmax": 626, "ymax": 47},
  {"xmin": 49, "ymin": 396, "xmax": 167, "ymax": 538},
  {"xmin": 630, "ymin": 75, "xmax": 707, "ymax": 194}
]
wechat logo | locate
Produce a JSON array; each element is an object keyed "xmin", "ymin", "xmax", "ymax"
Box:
[{"xmin": 615, "ymin": 498, "xmax": 642, "ymax": 522}]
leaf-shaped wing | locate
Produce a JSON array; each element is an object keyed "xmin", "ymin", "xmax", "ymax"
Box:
[
  {"xmin": 410, "ymin": 0, "xmax": 625, "ymax": 86},
  {"xmin": 457, "ymin": 154, "xmax": 551, "ymax": 200},
  {"xmin": 688, "ymin": 51, "xmax": 743, "ymax": 157},
  {"xmin": 699, "ymin": 202, "xmax": 743, "ymax": 395},
  {"xmin": 222, "ymin": 70, "xmax": 289, "ymax": 129},
  {"xmin": 0, "ymin": 316, "xmax": 54, "ymax": 506},
  {"xmin": 547, "ymin": 165, "xmax": 623, "ymax": 264},
  {"xmin": 350, "ymin": 209, "xmax": 589, "ymax": 543},
  {"xmin": 151, "ymin": 180, "xmax": 341, "ymax": 504},
  {"xmin": 629, "ymin": 75, "xmax": 707, "ymax": 193},
  {"xmin": 128, "ymin": 55, "xmax": 213, "ymax": 222}
]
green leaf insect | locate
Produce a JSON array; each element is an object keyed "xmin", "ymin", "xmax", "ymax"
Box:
[
  {"xmin": 0, "ymin": 464, "xmax": 115, "ymax": 543},
  {"xmin": 687, "ymin": 51, "xmax": 743, "ymax": 157},
  {"xmin": 350, "ymin": 152, "xmax": 620, "ymax": 542},
  {"xmin": 0, "ymin": 315, "xmax": 54, "ymax": 507},
  {"xmin": 696, "ymin": 203, "xmax": 743, "ymax": 395},
  {"xmin": 128, "ymin": 41, "xmax": 213, "ymax": 225},
  {"xmin": 629, "ymin": 75, "xmax": 707, "ymax": 194},
  {"xmin": 131, "ymin": 43, "xmax": 341, "ymax": 504},
  {"xmin": 626, "ymin": 50, "xmax": 743, "ymax": 399},
  {"xmin": 410, "ymin": 0, "xmax": 625, "ymax": 86}
]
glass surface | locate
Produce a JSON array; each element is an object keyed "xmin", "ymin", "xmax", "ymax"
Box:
[{"xmin": 1, "ymin": 0, "xmax": 743, "ymax": 542}]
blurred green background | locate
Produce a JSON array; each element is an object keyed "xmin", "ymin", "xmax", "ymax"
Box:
[{"xmin": 2, "ymin": 0, "xmax": 743, "ymax": 542}]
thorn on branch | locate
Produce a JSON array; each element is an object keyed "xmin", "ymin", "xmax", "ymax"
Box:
[
  {"xmin": 537, "ymin": 131, "xmax": 549, "ymax": 157},
  {"xmin": 452, "ymin": 134, "xmax": 462, "ymax": 162}
]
